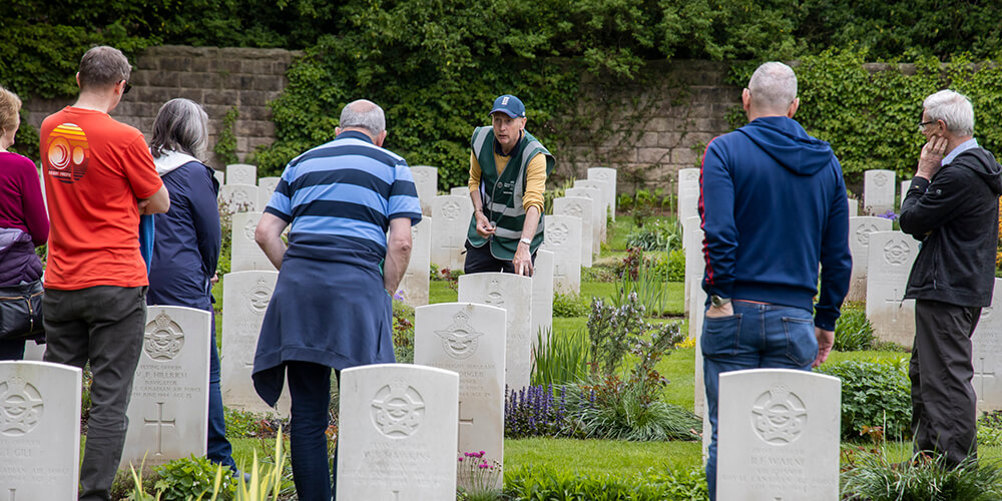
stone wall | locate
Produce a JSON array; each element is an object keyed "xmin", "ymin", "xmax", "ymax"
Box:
[
  {"xmin": 554, "ymin": 60, "xmax": 741, "ymax": 194},
  {"xmin": 25, "ymin": 47, "xmax": 740, "ymax": 191},
  {"xmin": 24, "ymin": 45, "xmax": 298, "ymax": 168}
]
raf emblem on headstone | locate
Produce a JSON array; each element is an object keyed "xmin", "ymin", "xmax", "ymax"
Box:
[
  {"xmin": 883, "ymin": 239, "xmax": 911, "ymax": 265},
  {"xmin": 750, "ymin": 386, "xmax": 807, "ymax": 445},
  {"xmin": 0, "ymin": 377, "xmax": 44, "ymax": 437},
  {"xmin": 248, "ymin": 280, "xmax": 272, "ymax": 312},
  {"xmin": 243, "ymin": 215, "xmax": 257, "ymax": 241},
  {"xmin": 435, "ymin": 310, "xmax": 486, "ymax": 360},
  {"xmin": 442, "ymin": 200, "xmax": 461, "ymax": 220},
  {"xmin": 485, "ymin": 278, "xmax": 505, "ymax": 307},
  {"xmin": 370, "ymin": 380, "xmax": 425, "ymax": 438},
  {"xmin": 855, "ymin": 223, "xmax": 879, "ymax": 246},
  {"xmin": 546, "ymin": 222, "xmax": 569, "ymax": 246},
  {"xmin": 144, "ymin": 311, "xmax": 185, "ymax": 361}
]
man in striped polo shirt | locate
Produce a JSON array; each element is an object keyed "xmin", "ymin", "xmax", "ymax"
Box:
[
  {"xmin": 252, "ymin": 99, "xmax": 421, "ymax": 500},
  {"xmin": 465, "ymin": 94, "xmax": 555, "ymax": 276}
]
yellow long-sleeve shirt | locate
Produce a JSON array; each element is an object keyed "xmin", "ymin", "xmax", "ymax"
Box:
[{"xmin": 467, "ymin": 149, "xmax": 546, "ymax": 213}]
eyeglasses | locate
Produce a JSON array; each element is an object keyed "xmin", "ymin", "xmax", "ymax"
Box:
[
  {"xmin": 918, "ymin": 120, "xmax": 936, "ymax": 131},
  {"xmin": 121, "ymin": 80, "xmax": 132, "ymax": 94}
]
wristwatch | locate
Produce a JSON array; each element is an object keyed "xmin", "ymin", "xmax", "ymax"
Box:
[
  {"xmin": 519, "ymin": 237, "xmax": 532, "ymax": 246},
  {"xmin": 710, "ymin": 295, "xmax": 731, "ymax": 308}
]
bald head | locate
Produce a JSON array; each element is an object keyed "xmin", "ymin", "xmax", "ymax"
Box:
[
  {"xmin": 339, "ymin": 99, "xmax": 385, "ymax": 135},
  {"xmin": 746, "ymin": 62, "xmax": 798, "ymax": 115}
]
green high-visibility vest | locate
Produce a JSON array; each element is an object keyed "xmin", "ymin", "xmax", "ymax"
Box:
[{"xmin": 466, "ymin": 126, "xmax": 555, "ymax": 261}]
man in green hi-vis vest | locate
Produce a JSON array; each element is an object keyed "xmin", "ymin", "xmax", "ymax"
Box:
[{"xmin": 464, "ymin": 94, "xmax": 555, "ymax": 276}]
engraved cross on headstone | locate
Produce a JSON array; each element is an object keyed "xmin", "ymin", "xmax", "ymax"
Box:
[
  {"xmin": 144, "ymin": 402, "xmax": 176, "ymax": 455},
  {"xmin": 458, "ymin": 401, "xmax": 474, "ymax": 445},
  {"xmin": 975, "ymin": 357, "xmax": 996, "ymax": 402}
]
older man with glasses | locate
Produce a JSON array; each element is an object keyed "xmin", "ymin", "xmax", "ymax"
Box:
[{"xmin": 900, "ymin": 89, "xmax": 1002, "ymax": 467}]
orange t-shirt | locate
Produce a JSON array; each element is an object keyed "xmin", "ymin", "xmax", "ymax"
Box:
[{"xmin": 40, "ymin": 107, "xmax": 163, "ymax": 290}]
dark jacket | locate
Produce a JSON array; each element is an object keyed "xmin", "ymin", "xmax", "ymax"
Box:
[
  {"xmin": 700, "ymin": 116, "xmax": 852, "ymax": 330},
  {"xmin": 900, "ymin": 147, "xmax": 1002, "ymax": 307},
  {"xmin": 147, "ymin": 161, "xmax": 221, "ymax": 311}
]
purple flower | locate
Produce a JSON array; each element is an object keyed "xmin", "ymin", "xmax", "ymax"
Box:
[{"xmin": 877, "ymin": 210, "xmax": 898, "ymax": 221}]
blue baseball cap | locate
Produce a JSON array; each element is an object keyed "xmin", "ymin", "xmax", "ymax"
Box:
[{"xmin": 490, "ymin": 94, "xmax": 526, "ymax": 118}]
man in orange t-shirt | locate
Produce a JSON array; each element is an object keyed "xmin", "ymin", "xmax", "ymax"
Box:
[{"xmin": 39, "ymin": 45, "xmax": 169, "ymax": 501}]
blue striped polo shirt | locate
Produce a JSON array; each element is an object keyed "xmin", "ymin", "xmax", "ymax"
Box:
[{"xmin": 265, "ymin": 130, "xmax": 422, "ymax": 265}]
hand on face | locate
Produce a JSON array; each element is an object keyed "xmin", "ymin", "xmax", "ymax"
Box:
[{"xmin": 917, "ymin": 135, "xmax": 948, "ymax": 179}]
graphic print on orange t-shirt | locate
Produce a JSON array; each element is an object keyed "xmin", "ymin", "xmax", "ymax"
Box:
[{"xmin": 46, "ymin": 123, "xmax": 89, "ymax": 183}]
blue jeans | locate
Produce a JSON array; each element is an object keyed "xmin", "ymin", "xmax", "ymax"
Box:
[
  {"xmin": 702, "ymin": 300, "xmax": 817, "ymax": 501},
  {"xmin": 207, "ymin": 315, "xmax": 236, "ymax": 470},
  {"xmin": 287, "ymin": 361, "xmax": 335, "ymax": 501}
]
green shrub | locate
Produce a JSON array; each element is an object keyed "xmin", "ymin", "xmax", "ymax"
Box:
[
  {"xmin": 154, "ymin": 455, "xmax": 236, "ymax": 501},
  {"xmin": 841, "ymin": 451, "xmax": 1002, "ymax": 501},
  {"xmin": 552, "ymin": 292, "xmax": 589, "ymax": 318},
  {"xmin": 531, "ymin": 328, "xmax": 589, "ymax": 387},
  {"xmin": 391, "ymin": 299, "xmax": 415, "ymax": 364},
  {"xmin": 978, "ymin": 411, "xmax": 1002, "ymax": 447},
  {"xmin": 815, "ymin": 360, "xmax": 911, "ymax": 440},
  {"xmin": 214, "ymin": 107, "xmax": 240, "ymax": 165},
  {"xmin": 666, "ymin": 248, "xmax": 685, "ymax": 283},
  {"xmin": 833, "ymin": 306, "xmax": 875, "ymax": 352}
]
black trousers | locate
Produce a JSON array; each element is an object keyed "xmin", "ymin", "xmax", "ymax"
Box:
[
  {"xmin": 910, "ymin": 299, "xmax": 981, "ymax": 466},
  {"xmin": 463, "ymin": 240, "xmax": 535, "ymax": 275}
]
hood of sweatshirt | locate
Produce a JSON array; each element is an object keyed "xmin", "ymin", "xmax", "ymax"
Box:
[
  {"xmin": 737, "ymin": 116, "xmax": 836, "ymax": 176},
  {"xmin": 954, "ymin": 147, "xmax": 1002, "ymax": 196}
]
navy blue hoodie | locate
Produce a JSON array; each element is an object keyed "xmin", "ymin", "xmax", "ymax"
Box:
[{"xmin": 699, "ymin": 116, "xmax": 852, "ymax": 330}]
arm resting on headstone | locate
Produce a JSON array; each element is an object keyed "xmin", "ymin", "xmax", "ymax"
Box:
[
  {"xmin": 255, "ymin": 212, "xmax": 289, "ymax": 270},
  {"xmin": 384, "ymin": 217, "xmax": 413, "ymax": 294}
]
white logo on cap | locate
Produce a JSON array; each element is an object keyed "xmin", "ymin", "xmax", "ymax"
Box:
[{"xmin": 502, "ymin": 96, "xmax": 509, "ymax": 105}]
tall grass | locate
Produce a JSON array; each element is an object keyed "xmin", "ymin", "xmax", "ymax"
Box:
[
  {"xmin": 531, "ymin": 327, "xmax": 589, "ymax": 387},
  {"xmin": 615, "ymin": 258, "xmax": 672, "ymax": 316}
]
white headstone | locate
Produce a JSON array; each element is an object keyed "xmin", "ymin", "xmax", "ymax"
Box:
[
  {"xmin": 552, "ymin": 196, "xmax": 594, "ymax": 266},
  {"xmin": 336, "ymin": 364, "xmax": 458, "ymax": 500},
  {"xmin": 411, "ymin": 166, "xmax": 438, "ymax": 217},
  {"xmin": 685, "ymin": 217, "xmax": 707, "ymax": 419},
  {"xmin": 540, "ymin": 215, "xmax": 582, "ymax": 295},
  {"xmin": 457, "ymin": 273, "xmax": 533, "ymax": 392},
  {"xmin": 430, "ymin": 195, "xmax": 473, "ymax": 272},
  {"xmin": 900, "ymin": 179, "xmax": 910, "ymax": 207},
  {"xmin": 717, "ymin": 369, "xmax": 841, "ymax": 500},
  {"xmin": 573, "ymin": 180, "xmax": 609, "ymax": 242},
  {"xmin": 218, "ymin": 183, "xmax": 260, "ymax": 217},
  {"xmin": 972, "ymin": 279, "xmax": 1002, "ymax": 413},
  {"xmin": 120, "ymin": 306, "xmax": 211, "ymax": 469},
  {"xmin": 450, "ymin": 187, "xmax": 469, "ymax": 197},
  {"xmin": 213, "ymin": 169, "xmax": 225, "ymax": 186},
  {"xmin": 588, "ymin": 167, "xmax": 617, "ymax": 221},
  {"xmin": 865, "ymin": 231, "xmax": 920, "ymax": 348},
  {"xmin": 564, "ymin": 187, "xmax": 602, "ymax": 254},
  {"xmin": 678, "ymin": 168, "xmax": 700, "ymax": 242},
  {"xmin": 847, "ymin": 198, "xmax": 858, "ymax": 217},
  {"xmin": 0, "ymin": 361, "xmax": 81, "ymax": 499},
  {"xmin": 220, "ymin": 271, "xmax": 290, "ymax": 415},
  {"xmin": 864, "ymin": 169, "xmax": 895, "ymax": 215},
  {"xmin": 258, "ymin": 176, "xmax": 281, "ymax": 208},
  {"xmin": 231, "ymin": 212, "xmax": 274, "ymax": 272},
  {"xmin": 226, "ymin": 163, "xmax": 257, "ymax": 186},
  {"xmin": 845, "ymin": 217, "xmax": 893, "ymax": 302},
  {"xmin": 399, "ymin": 217, "xmax": 431, "ymax": 307},
  {"xmin": 414, "ymin": 303, "xmax": 505, "ymax": 488},
  {"xmin": 22, "ymin": 340, "xmax": 45, "ymax": 361},
  {"xmin": 531, "ymin": 249, "xmax": 554, "ymax": 350}
]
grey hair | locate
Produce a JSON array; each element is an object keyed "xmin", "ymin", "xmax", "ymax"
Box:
[
  {"xmin": 924, "ymin": 89, "xmax": 975, "ymax": 137},
  {"xmin": 78, "ymin": 46, "xmax": 131, "ymax": 90},
  {"xmin": 339, "ymin": 99, "xmax": 385, "ymax": 135},
  {"xmin": 747, "ymin": 62, "xmax": 798, "ymax": 112},
  {"xmin": 149, "ymin": 98, "xmax": 210, "ymax": 159}
]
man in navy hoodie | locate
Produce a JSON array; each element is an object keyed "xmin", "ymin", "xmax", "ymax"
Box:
[
  {"xmin": 699, "ymin": 61, "xmax": 852, "ymax": 499},
  {"xmin": 899, "ymin": 90, "xmax": 1002, "ymax": 467}
]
